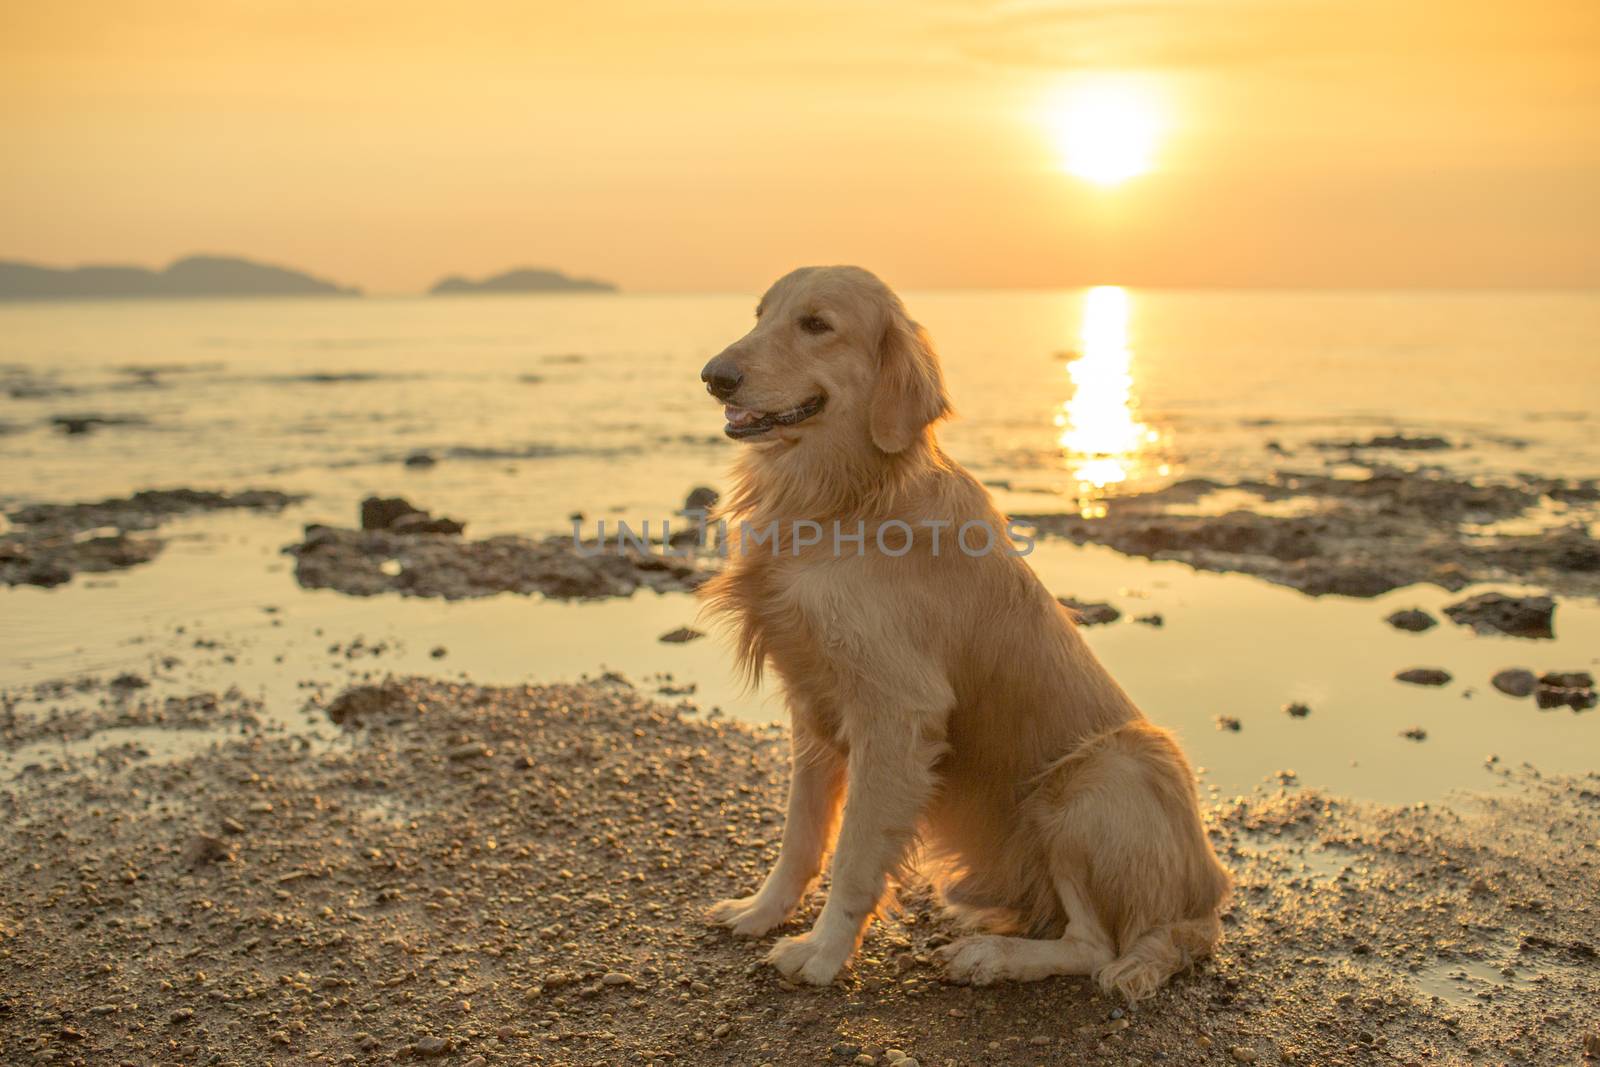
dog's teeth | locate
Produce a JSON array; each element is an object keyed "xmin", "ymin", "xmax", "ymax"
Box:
[{"xmin": 724, "ymin": 406, "xmax": 759, "ymax": 427}]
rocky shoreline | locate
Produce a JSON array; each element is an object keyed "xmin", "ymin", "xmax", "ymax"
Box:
[
  {"xmin": 1, "ymin": 489, "xmax": 302, "ymax": 588},
  {"xmin": 1, "ymin": 677, "xmax": 1596, "ymax": 1066},
  {"xmin": 1017, "ymin": 468, "xmax": 1600, "ymax": 599},
  {"xmin": 286, "ymin": 497, "xmax": 711, "ymax": 600}
]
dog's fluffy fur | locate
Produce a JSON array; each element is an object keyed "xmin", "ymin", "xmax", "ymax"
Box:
[{"xmin": 701, "ymin": 266, "xmax": 1230, "ymax": 999}]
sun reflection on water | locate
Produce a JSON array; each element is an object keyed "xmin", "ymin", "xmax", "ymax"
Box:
[{"xmin": 1055, "ymin": 286, "xmax": 1165, "ymax": 516}]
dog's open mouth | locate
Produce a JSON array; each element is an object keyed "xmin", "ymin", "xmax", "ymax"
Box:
[{"xmin": 722, "ymin": 395, "xmax": 827, "ymax": 440}]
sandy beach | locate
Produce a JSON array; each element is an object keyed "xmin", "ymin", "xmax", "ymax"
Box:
[{"xmin": 3, "ymin": 671, "xmax": 1596, "ymax": 1066}]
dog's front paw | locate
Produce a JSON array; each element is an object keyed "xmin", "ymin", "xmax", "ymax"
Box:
[
  {"xmin": 937, "ymin": 935, "xmax": 1010, "ymax": 986},
  {"xmin": 707, "ymin": 892, "xmax": 793, "ymax": 938},
  {"xmin": 766, "ymin": 929, "xmax": 852, "ymax": 986}
]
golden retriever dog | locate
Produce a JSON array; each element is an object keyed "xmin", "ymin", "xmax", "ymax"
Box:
[{"xmin": 699, "ymin": 266, "xmax": 1230, "ymax": 1000}]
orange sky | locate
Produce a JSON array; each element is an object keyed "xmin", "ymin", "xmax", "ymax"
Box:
[{"xmin": 3, "ymin": 0, "xmax": 1597, "ymax": 292}]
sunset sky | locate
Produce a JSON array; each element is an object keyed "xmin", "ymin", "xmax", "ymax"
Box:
[{"xmin": 4, "ymin": 0, "xmax": 1597, "ymax": 292}]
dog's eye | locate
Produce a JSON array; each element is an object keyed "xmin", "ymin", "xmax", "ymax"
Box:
[{"xmin": 798, "ymin": 315, "xmax": 832, "ymax": 335}]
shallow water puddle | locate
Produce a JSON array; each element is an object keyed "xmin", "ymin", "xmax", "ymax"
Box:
[
  {"xmin": 2, "ymin": 511, "xmax": 1595, "ymax": 803},
  {"xmin": 1412, "ymin": 954, "xmax": 1540, "ymax": 1007}
]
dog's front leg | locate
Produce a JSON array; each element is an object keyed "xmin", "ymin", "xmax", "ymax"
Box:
[
  {"xmin": 708, "ymin": 732, "xmax": 844, "ymax": 936},
  {"xmin": 767, "ymin": 720, "xmax": 942, "ymax": 985}
]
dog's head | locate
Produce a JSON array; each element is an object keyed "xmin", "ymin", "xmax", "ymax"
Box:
[{"xmin": 701, "ymin": 266, "xmax": 950, "ymax": 453}]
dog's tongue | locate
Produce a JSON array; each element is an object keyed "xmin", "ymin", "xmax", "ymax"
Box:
[{"xmin": 724, "ymin": 405, "xmax": 763, "ymax": 428}]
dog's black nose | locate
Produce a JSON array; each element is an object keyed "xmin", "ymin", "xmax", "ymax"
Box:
[{"xmin": 701, "ymin": 357, "xmax": 743, "ymax": 401}]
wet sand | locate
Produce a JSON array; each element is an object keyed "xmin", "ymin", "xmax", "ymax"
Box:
[{"xmin": 3, "ymin": 676, "xmax": 1597, "ymax": 1067}]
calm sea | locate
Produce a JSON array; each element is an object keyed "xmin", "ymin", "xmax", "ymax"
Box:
[{"xmin": 3, "ymin": 289, "xmax": 1598, "ymax": 528}]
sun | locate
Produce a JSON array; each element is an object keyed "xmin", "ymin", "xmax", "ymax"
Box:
[{"xmin": 1046, "ymin": 81, "xmax": 1164, "ymax": 186}]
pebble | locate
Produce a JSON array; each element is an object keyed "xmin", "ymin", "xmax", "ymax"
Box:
[
  {"xmin": 1491, "ymin": 669, "xmax": 1537, "ymax": 698},
  {"xmin": 601, "ymin": 971, "xmax": 635, "ymax": 986},
  {"xmin": 1283, "ymin": 702, "xmax": 1311, "ymax": 718},
  {"xmin": 413, "ymin": 1035, "xmax": 451, "ymax": 1057},
  {"xmin": 1384, "ymin": 608, "xmax": 1437, "ymax": 632},
  {"xmin": 1215, "ymin": 716, "xmax": 1242, "ymax": 732},
  {"xmin": 1057, "ymin": 596, "xmax": 1121, "ymax": 626},
  {"xmin": 658, "ymin": 627, "xmax": 705, "ymax": 644},
  {"xmin": 1395, "ymin": 667, "xmax": 1451, "ymax": 686},
  {"xmin": 463, "ymin": 1058, "xmax": 487, "ymax": 1067},
  {"xmin": 447, "ymin": 742, "xmax": 490, "ymax": 760},
  {"xmin": 1229, "ymin": 1047, "xmax": 1257, "ymax": 1063}
]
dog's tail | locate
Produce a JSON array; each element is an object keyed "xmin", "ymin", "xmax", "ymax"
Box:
[{"xmin": 1094, "ymin": 914, "xmax": 1220, "ymax": 1002}]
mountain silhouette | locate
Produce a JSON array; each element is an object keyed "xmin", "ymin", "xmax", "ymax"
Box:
[
  {"xmin": 0, "ymin": 255, "xmax": 361, "ymax": 299},
  {"xmin": 429, "ymin": 267, "xmax": 617, "ymax": 295}
]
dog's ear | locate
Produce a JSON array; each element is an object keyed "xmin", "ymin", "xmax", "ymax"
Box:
[{"xmin": 870, "ymin": 306, "xmax": 951, "ymax": 453}]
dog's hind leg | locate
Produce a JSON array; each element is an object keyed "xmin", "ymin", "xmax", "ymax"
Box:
[{"xmin": 937, "ymin": 871, "xmax": 1114, "ymax": 985}]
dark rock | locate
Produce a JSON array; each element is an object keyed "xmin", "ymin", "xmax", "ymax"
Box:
[
  {"xmin": 360, "ymin": 497, "xmax": 425, "ymax": 531},
  {"xmin": 1316, "ymin": 433, "xmax": 1451, "ymax": 452},
  {"xmin": 684, "ymin": 486, "xmax": 720, "ymax": 513},
  {"xmin": 1284, "ymin": 702, "xmax": 1311, "ymax": 718},
  {"xmin": 403, "ymin": 452, "xmax": 438, "ymax": 468},
  {"xmin": 1442, "ymin": 593, "xmax": 1555, "ymax": 639},
  {"xmin": 1401, "ymin": 726, "xmax": 1428, "ymax": 741},
  {"xmin": 1385, "ymin": 609, "xmax": 1437, "ymax": 632},
  {"xmin": 430, "ymin": 646, "xmax": 448, "ymax": 659},
  {"xmin": 1396, "ymin": 668, "xmax": 1452, "ymax": 686},
  {"xmin": 325, "ymin": 683, "xmax": 412, "ymax": 726},
  {"xmin": 22, "ymin": 560, "xmax": 72, "ymax": 587},
  {"xmin": 1058, "ymin": 597, "xmax": 1121, "ymax": 626},
  {"xmin": 1366, "ymin": 433, "xmax": 1451, "ymax": 451},
  {"xmin": 1491, "ymin": 669, "xmax": 1537, "ymax": 698},
  {"xmin": 390, "ymin": 513, "xmax": 465, "ymax": 536},
  {"xmin": 10, "ymin": 488, "xmax": 299, "ymax": 532},
  {"xmin": 1539, "ymin": 670, "xmax": 1594, "ymax": 689},
  {"xmin": 182, "ymin": 833, "xmax": 232, "ymax": 868},
  {"xmin": 1215, "ymin": 716, "xmax": 1242, "ymax": 732},
  {"xmin": 1134, "ymin": 613, "xmax": 1164, "ymax": 627},
  {"xmin": 51, "ymin": 413, "xmax": 146, "ymax": 435},
  {"xmin": 109, "ymin": 672, "xmax": 149, "ymax": 691},
  {"xmin": 413, "ymin": 1035, "xmax": 452, "ymax": 1057},
  {"xmin": 1536, "ymin": 685, "xmax": 1598, "ymax": 712},
  {"xmin": 659, "ymin": 627, "xmax": 705, "ymax": 644}
]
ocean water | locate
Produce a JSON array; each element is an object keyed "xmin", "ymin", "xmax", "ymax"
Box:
[
  {"xmin": 4, "ymin": 288, "xmax": 1599, "ymax": 526},
  {"xmin": 3, "ymin": 289, "xmax": 1598, "ymax": 802}
]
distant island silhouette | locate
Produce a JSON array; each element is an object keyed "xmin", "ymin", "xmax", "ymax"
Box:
[
  {"xmin": 429, "ymin": 267, "xmax": 617, "ymax": 295},
  {"xmin": 0, "ymin": 255, "xmax": 360, "ymax": 300}
]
